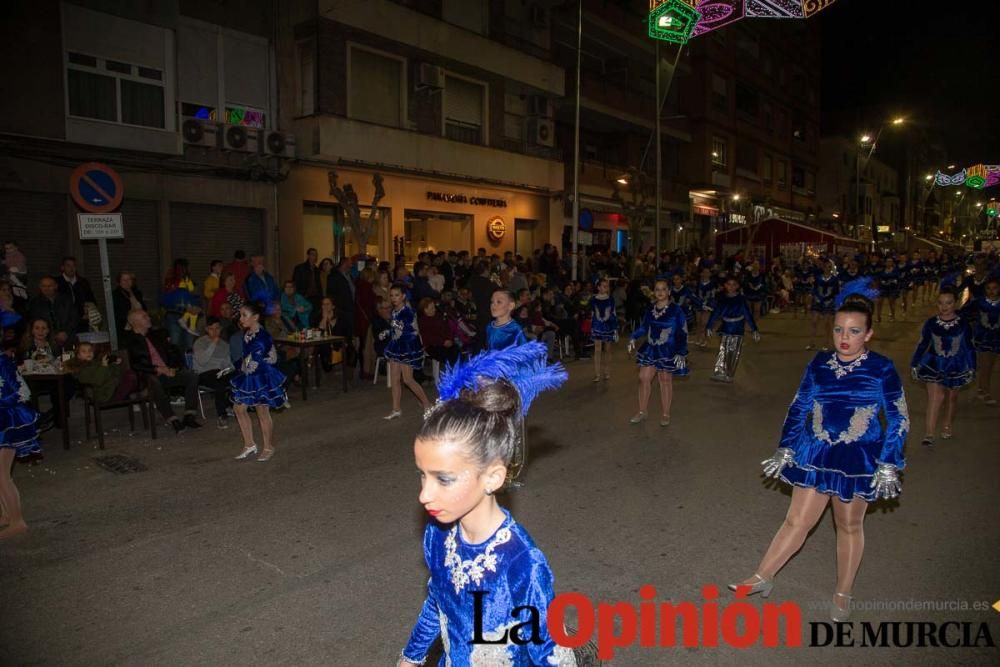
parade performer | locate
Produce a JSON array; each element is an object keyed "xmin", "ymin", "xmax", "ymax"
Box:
[
  {"xmin": 793, "ymin": 259, "xmax": 813, "ymax": 318},
  {"xmin": 486, "ymin": 289, "xmax": 528, "ymax": 351},
  {"xmin": 911, "ymin": 286, "xmax": 976, "ymax": 446},
  {"xmin": 743, "ymin": 262, "xmax": 767, "ymax": 319},
  {"xmin": 1, "ymin": 311, "xmax": 41, "ymax": 539},
  {"xmin": 590, "ymin": 277, "xmax": 618, "ymax": 382},
  {"xmin": 231, "ymin": 303, "xmax": 287, "ymax": 462},
  {"xmin": 383, "ymin": 284, "xmax": 431, "ymax": 420},
  {"xmin": 730, "ymin": 281, "xmax": 909, "ymax": 623},
  {"xmin": 399, "ymin": 342, "xmax": 576, "ymax": 666},
  {"xmin": 961, "ymin": 276, "xmax": 1000, "ymax": 406},
  {"xmin": 694, "ymin": 268, "xmax": 717, "ymax": 347},
  {"xmin": 875, "ymin": 257, "xmax": 901, "ymax": 323},
  {"xmin": 670, "ymin": 273, "xmax": 700, "ymax": 334},
  {"xmin": 808, "ymin": 260, "xmax": 839, "ymax": 350},
  {"xmin": 705, "ymin": 275, "xmax": 759, "ymax": 383},
  {"xmin": 627, "ymin": 278, "xmax": 688, "ymax": 426}
]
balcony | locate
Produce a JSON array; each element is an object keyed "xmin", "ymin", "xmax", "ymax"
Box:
[{"xmin": 294, "ymin": 115, "xmax": 563, "ymax": 191}]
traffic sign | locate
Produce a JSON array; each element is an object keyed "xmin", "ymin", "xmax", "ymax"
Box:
[
  {"xmin": 69, "ymin": 162, "xmax": 124, "ymax": 213},
  {"xmin": 78, "ymin": 213, "xmax": 124, "ymax": 239}
]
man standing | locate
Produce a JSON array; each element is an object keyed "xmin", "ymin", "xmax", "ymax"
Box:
[
  {"xmin": 123, "ymin": 309, "xmax": 201, "ymax": 434},
  {"xmin": 223, "ymin": 250, "xmax": 251, "ymax": 297},
  {"xmin": 328, "ymin": 257, "xmax": 356, "ymax": 370},
  {"xmin": 55, "ymin": 256, "xmax": 96, "ymax": 332},
  {"xmin": 292, "ymin": 248, "xmax": 323, "ymax": 314},
  {"xmin": 244, "ymin": 255, "xmax": 280, "ymax": 307},
  {"xmin": 28, "ymin": 277, "xmax": 79, "ymax": 345}
]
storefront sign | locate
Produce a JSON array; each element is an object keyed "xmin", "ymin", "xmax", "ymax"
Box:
[
  {"xmin": 877, "ymin": 225, "xmax": 890, "ymax": 233},
  {"xmin": 693, "ymin": 204, "xmax": 719, "ymax": 217},
  {"xmin": 728, "ymin": 213, "xmax": 747, "ymax": 225},
  {"xmin": 486, "ymin": 216, "xmax": 506, "ymax": 241},
  {"xmin": 426, "ymin": 191, "xmax": 507, "ymax": 208},
  {"xmin": 78, "ymin": 213, "xmax": 124, "ymax": 239}
]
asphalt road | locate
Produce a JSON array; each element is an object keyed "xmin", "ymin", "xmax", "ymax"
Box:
[{"xmin": 2, "ymin": 306, "xmax": 998, "ymax": 666}]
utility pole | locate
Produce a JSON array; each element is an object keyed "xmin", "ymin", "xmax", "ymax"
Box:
[
  {"xmin": 655, "ymin": 41, "xmax": 662, "ymax": 255},
  {"xmin": 570, "ymin": 0, "xmax": 582, "ymax": 280}
]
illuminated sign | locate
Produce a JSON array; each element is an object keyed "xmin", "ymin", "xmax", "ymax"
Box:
[
  {"xmin": 648, "ymin": 0, "xmax": 700, "ymax": 44},
  {"xmin": 426, "ymin": 191, "xmax": 508, "ymax": 208},
  {"xmin": 877, "ymin": 225, "xmax": 890, "ymax": 233},
  {"xmin": 225, "ymin": 105, "xmax": 265, "ymax": 129},
  {"xmin": 486, "ymin": 216, "xmax": 507, "ymax": 241}
]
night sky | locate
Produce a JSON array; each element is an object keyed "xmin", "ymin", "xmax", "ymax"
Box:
[{"xmin": 819, "ymin": 0, "xmax": 1000, "ymax": 167}]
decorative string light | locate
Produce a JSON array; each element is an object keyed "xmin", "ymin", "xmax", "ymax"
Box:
[{"xmin": 935, "ymin": 164, "xmax": 1000, "ymax": 189}]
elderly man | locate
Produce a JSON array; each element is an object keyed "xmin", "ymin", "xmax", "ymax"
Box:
[
  {"xmin": 27, "ymin": 276, "xmax": 79, "ymax": 345},
  {"xmin": 55, "ymin": 256, "xmax": 96, "ymax": 332},
  {"xmin": 244, "ymin": 255, "xmax": 280, "ymax": 306},
  {"xmin": 122, "ymin": 309, "xmax": 201, "ymax": 434}
]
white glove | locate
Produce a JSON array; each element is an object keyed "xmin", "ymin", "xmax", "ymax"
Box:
[
  {"xmin": 761, "ymin": 447, "xmax": 795, "ymax": 478},
  {"xmin": 673, "ymin": 354, "xmax": 686, "ymax": 370},
  {"xmin": 626, "ymin": 339, "xmax": 636, "ymax": 355},
  {"xmin": 870, "ymin": 463, "xmax": 902, "ymax": 499},
  {"xmin": 911, "ymin": 367, "xmax": 919, "ymax": 381},
  {"xmin": 706, "ymin": 328, "xmax": 715, "ymax": 338},
  {"xmin": 751, "ymin": 330, "xmax": 761, "ymax": 342}
]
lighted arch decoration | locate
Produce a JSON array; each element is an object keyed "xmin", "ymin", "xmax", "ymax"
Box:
[
  {"xmin": 935, "ymin": 164, "xmax": 1000, "ymax": 190},
  {"xmin": 986, "ymin": 200, "xmax": 998, "ymax": 219},
  {"xmin": 648, "ymin": 0, "xmax": 837, "ymax": 43}
]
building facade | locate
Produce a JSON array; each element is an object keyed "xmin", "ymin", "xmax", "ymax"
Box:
[{"xmin": 817, "ymin": 136, "xmax": 900, "ymax": 246}]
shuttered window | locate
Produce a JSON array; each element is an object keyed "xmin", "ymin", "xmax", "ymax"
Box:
[
  {"xmin": 169, "ymin": 203, "xmax": 265, "ymax": 294},
  {"xmin": 348, "ymin": 46, "xmax": 404, "ymax": 128},
  {"xmin": 444, "ymin": 76, "xmax": 485, "ymax": 145}
]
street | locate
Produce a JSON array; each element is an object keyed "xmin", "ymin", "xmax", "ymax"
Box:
[{"xmin": 2, "ymin": 307, "xmax": 998, "ymax": 666}]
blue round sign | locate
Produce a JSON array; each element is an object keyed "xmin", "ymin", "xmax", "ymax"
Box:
[
  {"xmin": 69, "ymin": 162, "xmax": 124, "ymax": 213},
  {"xmin": 579, "ymin": 208, "xmax": 594, "ymax": 232}
]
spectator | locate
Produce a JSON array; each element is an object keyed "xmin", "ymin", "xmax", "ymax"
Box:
[
  {"xmin": 0, "ymin": 280, "xmax": 25, "ymax": 346},
  {"xmin": 162, "ymin": 258, "xmax": 201, "ymax": 349},
  {"xmin": 417, "ymin": 297, "xmax": 460, "ymax": 367},
  {"xmin": 280, "ymin": 280, "xmax": 312, "ymax": 330},
  {"xmin": 293, "ymin": 248, "xmax": 323, "ymax": 312},
  {"xmin": 68, "ymin": 342, "xmax": 138, "ymax": 404},
  {"xmin": 27, "ymin": 276, "xmax": 78, "ymax": 346},
  {"xmin": 369, "ymin": 297, "xmax": 392, "ymax": 360},
  {"xmin": 354, "ymin": 267, "xmax": 378, "ymax": 374},
  {"xmin": 122, "ymin": 309, "xmax": 202, "ymax": 434},
  {"xmin": 223, "ymin": 250, "xmax": 251, "ymax": 297},
  {"xmin": 217, "ymin": 302, "xmax": 239, "ymax": 340},
  {"xmin": 112, "ymin": 271, "xmax": 145, "ymax": 338},
  {"xmin": 245, "ymin": 255, "xmax": 280, "ymax": 307},
  {"xmin": 263, "ymin": 302, "xmax": 301, "ymax": 384},
  {"xmin": 19, "ymin": 318, "xmax": 76, "ymax": 426},
  {"xmin": 468, "ymin": 260, "xmax": 494, "ymax": 350},
  {"xmin": 327, "ymin": 256, "xmax": 356, "ymax": 349},
  {"xmin": 373, "ymin": 269, "xmax": 391, "ymax": 302},
  {"xmin": 315, "ymin": 297, "xmax": 351, "ymax": 373},
  {"xmin": 202, "ymin": 260, "xmax": 224, "ymax": 304},
  {"xmin": 55, "ymin": 256, "xmax": 97, "ymax": 332},
  {"xmin": 318, "ymin": 258, "xmax": 335, "ymax": 300},
  {"xmin": 2, "ymin": 241, "xmax": 27, "ymax": 276},
  {"xmin": 191, "ymin": 317, "xmax": 234, "ymax": 429},
  {"xmin": 209, "ymin": 272, "xmax": 240, "ymax": 318}
]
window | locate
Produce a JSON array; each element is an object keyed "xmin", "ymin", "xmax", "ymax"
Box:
[
  {"xmin": 736, "ymin": 142, "xmax": 757, "ymax": 174},
  {"xmin": 444, "ymin": 75, "xmax": 486, "ymax": 145},
  {"xmin": 66, "ymin": 51, "xmax": 166, "ymax": 128},
  {"xmin": 777, "ymin": 160, "xmax": 787, "ymax": 188},
  {"xmin": 735, "ymin": 81, "xmax": 758, "ymax": 117},
  {"xmin": 297, "ymin": 40, "xmax": 315, "ymax": 116},
  {"xmin": 762, "ymin": 154, "xmax": 772, "ymax": 182},
  {"xmin": 711, "ymin": 74, "xmax": 728, "ymax": 112},
  {"xmin": 443, "ymin": 0, "xmax": 488, "ymax": 35},
  {"xmin": 711, "ymin": 137, "xmax": 727, "ymax": 167},
  {"xmin": 348, "ymin": 45, "xmax": 405, "ymax": 128},
  {"xmin": 792, "ymin": 165, "xmax": 806, "ymax": 189}
]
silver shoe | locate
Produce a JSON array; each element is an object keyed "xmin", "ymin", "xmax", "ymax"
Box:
[
  {"xmin": 629, "ymin": 412, "xmax": 647, "ymax": 424},
  {"xmin": 660, "ymin": 416, "xmax": 671, "ymax": 427},
  {"xmin": 234, "ymin": 445, "xmax": 258, "ymax": 460},
  {"xmin": 727, "ymin": 573, "xmax": 773, "ymax": 598},
  {"xmin": 383, "ymin": 410, "xmax": 403, "ymax": 420},
  {"xmin": 831, "ymin": 592, "xmax": 852, "ymax": 622}
]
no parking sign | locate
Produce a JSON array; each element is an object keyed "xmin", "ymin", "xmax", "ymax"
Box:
[{"xmin": 69, "ymin": 162, "xmax": 124, "ymax": 213}]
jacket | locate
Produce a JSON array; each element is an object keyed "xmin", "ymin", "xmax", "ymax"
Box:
[{"xmin": 122, "ymin": 328, "xmax": 184, "ymax": 376}]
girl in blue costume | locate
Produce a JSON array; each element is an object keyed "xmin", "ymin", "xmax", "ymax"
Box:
[
  {"xmin": 384, "ymin": 284, "xmax": 432, "ymax": 421},
  {"xmin": 400, "ymin": 342, "xmax": 577, "ymax": 667},
  {"xmin": 730, "ymin": 281, "xmax": 909, "ymax": 623},
  {"xmin": 808, "ymin": 259, "xmax": 839, "ymax": 350},
  {"xmin": 486, "ymin": 289, "xmax": 528, "ymax": 351},
  {"xmin": 627, "ymin": 278, "xmax": 688, "ymax": 427},
  {"xmin": 694, "ymin": 267, "xmax": 717, "ymax": 347},
  {"xmin": 705, "ymin": 275, "xmax": 760, "ymax": 383},
  {"xmin": 911, "ymin": 286, "xmax": 976, "ymax": 446},
  {"xmin": 670, "ymin": 272, "xmax": 699, "ymax": 333},
  {"xmin": 961, "ymin": 276, "xmax": 1000, "ymax": 406},
  {"xmin": 231, "ymin": 302, "xmax": 287, "ymax": 462},
  {"xmin": 590, "ymin": 277, "xmax": 618, "ymax": 382},
  {"xmin": 875, "ymin": 256, "xmax": 900, "ymax": 323},
  {"xmin": 793, "ymin": 259, "xmax": 813, "ymax": 318},
  {"xmin": 1, "ymin": 311, "xmax": 42, "ymax": 539},
  {"xmin": 743, "ymin": 261, "xmax": 767, "ymax": 319}
]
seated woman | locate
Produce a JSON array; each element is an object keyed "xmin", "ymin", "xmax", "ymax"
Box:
[
  {"xmin": 18, "ymin": 318, "xmax": 76, "ymax": 426},
  {"xmin": 416, "ymin": 297, "xmax": 460, "ymax": 368},
  {"xmin": 315, "ymin": 296, "xmax": 351, "ymax": 372},
  {"xmin": 280, "ymin": 280, "xmax": 312, "ymax": 331},
  {"xmin": 66, "ymin": 341, "xmax": 138, "ymax": 404}
]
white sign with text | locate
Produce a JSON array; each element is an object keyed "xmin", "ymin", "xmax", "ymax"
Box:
[{"xmin": 78, "ymin": 213, "xmax": 124, "ymax": 239}]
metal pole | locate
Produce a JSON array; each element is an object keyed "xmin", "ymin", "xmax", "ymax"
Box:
[
  {"xmin": 98, "ymin": 238, "xmax": 118, "ymax": 350},
  {"xmin": 570, "ymin": 0, "xmax": 582, "ymax": 280},
  {"xmin": 855, "ymin": 144, "xmax": 861, "ymax": 242},
  {"xmin": 655, "ymin": 41, "xmax": 662, "ymax": 255}
]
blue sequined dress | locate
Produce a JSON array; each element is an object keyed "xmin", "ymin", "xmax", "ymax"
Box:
[
  {"xmin": 230, "ymin": 327, "xmax": 287, "ymax": 408},
  {"xmin": 743, "ymin": 272, "xmax": 766, "ymax": 304},
  {"xmin": 911, "ymin": 316, "xmax": 976, "ymax": 388},
  {"xmin": 385, "ymin": 305, "xmax": 426, "ymax": 368},
  {"xmin": 877, "ymin": 268, "xmax": 900, "ymax": 298},
  {"xmin": 589, "ymin": 296, "xmax": 618, "ymax": 342},
  {"xmin": 811, "ymin": 273, "xmax": 840, "ymax": 314},
  {"xmin": 487, "ymin": 319, "xmax": 528, "ymax": 351},
  {"xmin": 962, "ymin": 296, "xmax": 1000, "ymax": 353},
  {"xmin": 631, "ymin": 303, "xmax": 688, "ymax": 374},
  {"xmin": 0, "ymin": 353, "xmax": 42, "ymax": 458},
  {"xmin": 778, "ymin": 351, "xmax": 909, "ymax": 503},
  {"xmin": 402, "ymin": 509, "xmax": 576, "ymax": 666},
  {"xmin": 669, "ymin": 285, "xmax": 700, "ymax": 329}
]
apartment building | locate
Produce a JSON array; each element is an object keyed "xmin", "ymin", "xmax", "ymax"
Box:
[{"xmin": 817, "ymin": 136, "xmax": 900, "ymax": 246}]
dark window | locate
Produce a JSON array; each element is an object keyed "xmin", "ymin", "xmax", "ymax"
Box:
[
  {"xmin": 735, "ymin": 82, "xmax": 758, "ymax": 117},
  {"xmin": 792, "ymin": 165, "xmax": 806, "ymax": 189},
  {"xmin": 137, "ymin": 66, "xmax": 162, "ymax": 81},
  {"xmin": 106, "ymin": 60, "xmax": 131, "ymax": 74},
  {"xmin": 122, "ymin": 79, "xmax": 165, "ymax": 128},
  {"xmin": 68, "ymin": 52, "xmax": 97, "ymax": 67},
  {"xmin": 736, "ymin": 142, "xmax": 757, "ymax": 173},
  {"xmin": 67, "ymin": 69, "xmax": 117, "ymax": 122}
]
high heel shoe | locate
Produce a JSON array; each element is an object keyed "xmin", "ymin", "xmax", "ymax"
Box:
[
  {"xmin": 941, "ymin": 426, "xmax": 953, "ymax": 440},
  {"xmin": 831, "ymin": 592, "xmax": 852, "ymax": 622},
  {"xmin": 660, "ymin": 415, "xmax": 671, "ymax": 427},
  {"xmin": 257, "ymin": 448, "xmax": 275, "ymax": 462},
  {"xmin": 727, "ymin": 573, "xmax": 773, "ymax": 598},
  {"xmin": 234, "ymin": 444, "xmax": 258, "ymax": 460},
  {"xmin": 629, "ymin": 412, "xmax": 647, "ymax": 424},
  {"xmin": 383, "ymin": 410, "xmax": 403, "ymax": 420}
]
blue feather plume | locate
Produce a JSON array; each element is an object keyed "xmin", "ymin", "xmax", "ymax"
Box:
[
  {"xmin": 0, "ymin": 309, "xmax": 22, "ymax": 330},
  {"xmin": 437, "ymin": 341, "xmax": 567, "ymax": 417},
  {"xmin": 835, "ymin": 276, "xmax": 880, "ymax": 309}
]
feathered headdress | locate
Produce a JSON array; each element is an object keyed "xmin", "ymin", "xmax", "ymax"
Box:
[
  {"xmin": 835, "ymin": 276, "xmax": 880, "ymax": 309},
  {"xmin": 435, "ymin": 342, "xmax": 567, "ymax": 417},
  {"xmin": 0, "ymin": 309, "xmax": 22, "ymax": 331}
]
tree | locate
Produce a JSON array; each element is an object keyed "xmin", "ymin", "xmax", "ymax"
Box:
[
  {"xmin": 327, "ymin": 171, "xmax": 386, "ymax": 257},
  {"xmin": 611, "ymin": 168, "xmax": 653, "ymax": 256}
]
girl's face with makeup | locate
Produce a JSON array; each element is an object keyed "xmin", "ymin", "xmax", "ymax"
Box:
[{"xmin": 414, "ymin": 438, "xmax": 497, "ymax": 524}]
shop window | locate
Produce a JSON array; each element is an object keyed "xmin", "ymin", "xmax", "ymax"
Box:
[
  {"xmin": 348, "ymin": 44, "xmax": 405, "ymax": 128},
  {"xmin": 711, "ymin": 74, "xmax": 728, "ymax": 112},
  {"xmin": 66, "ymin": 51, "xmax": 166, "ymax": 128},
  {"xmin": 711, "ymin": 137, "xmax": 727, "ymax": 167},
  {"xmin": 444, "ymin": 75, "xmax": 486, "ymax": 145}
]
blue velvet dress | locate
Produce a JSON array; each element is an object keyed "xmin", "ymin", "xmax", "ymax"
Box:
[
  {"xmin": 402, "ymin": 509, "xmax": 576, "ymax": 666},
  {"xmin": 778, "ymin": 351, "xmax": 909, "ymax": 503},
  {"xmin": 811, "ymin": 273, "xmax": 839, "ymax": 314},
  {"xmin": 696, "ymin": 279, "xmax": 718, "ymax": 310},
  {"xmin": 487, "ymin": 320, "xmax": 528, "ymax": 351},
  {"xmin": 743, "ymin": 272, "xmax": 766, "ymax": 304},
  {"xmin": 0, "ymin": 354, "xmax": 42, "ymax": 459},
  {"xmin": 631, "ymin": 303, "xmax": 688, "ymax": 374},
  {"xmin": 669, "ymin": 285, "xmax": 699, "ymax": 329},
  {"xmin": 589, "ymin": 296, "xmax": 618, "ymax": 342},
  {"xmin": 229, "ymin": 327, "xmax": 287, "ymax": 408},
  {"xmin": 911, "ymin": 316, "xmax": 976, "ymax": 388},
  {"xmin": 962, "ymin": 296, "xmax": 1000, "ymax": 353},
  {"xmin": 878, "ymin": 269, "xmax": 901, "ymax": 298},
  {"xmin": 705, "ymin": 294, "xmax": 758, "ymax": 336},
  {"xmin": 385, "ymin": 305, "xmax": 426, "ymax": 368}
]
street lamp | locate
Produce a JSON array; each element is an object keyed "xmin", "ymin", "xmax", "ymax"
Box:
[
  {"xmin": 732, "ymin": 193, "xmax": 741, "ymax": 201},
  {"xmin": 924, "ymin": 174, "xmax": 933, "ymax": 181},
  {"xmin": 860, "ymin": 134, "xmax": 873, "ymax": 144},
  {"xmin": 616, "ymin": 175, "xmax": 629, "ymax": 185}
]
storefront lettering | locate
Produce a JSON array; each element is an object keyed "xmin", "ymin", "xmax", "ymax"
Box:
[{"xmin": 426, "ymin": 191, "xmax": 507, "ymax": 208}]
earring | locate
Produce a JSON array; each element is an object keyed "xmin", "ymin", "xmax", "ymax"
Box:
[{"xmin": 485, "ymin": 488, "xmax": 493, "ymax": 496}]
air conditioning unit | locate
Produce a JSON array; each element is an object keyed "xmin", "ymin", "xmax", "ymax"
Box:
[
  {"xmin": 527, "ymin": 117, "xmax": 555, "ymax": 148},
  {"xmin": 260, "ymin": 131, "xmax": 296, "ymax": 159},
  {"xmin": 529, "ymin": 4, "xmax": 549, "ymax": 28},
  {"xmin": 526, "ymin": 94, "xmax": 550, "ymax": 117},
  {"xmin": 222, "ymin": 124, "xmax": 258, "ymax": 152},
  {"xmin": 417, "ymin": 63, "xmax": 445, "ymax": 90},
  {"xmin": 181, "ymin": 117, "xmax": 221, "ymax": 148}
]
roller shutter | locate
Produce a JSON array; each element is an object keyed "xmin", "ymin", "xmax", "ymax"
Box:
[
  {"xmin": 0, "ymin": 190, "xmax": 69, "ymax": 283},
  {"xmin": 169, "ymin": 203, "xmax": 265, "ymax": 291}
]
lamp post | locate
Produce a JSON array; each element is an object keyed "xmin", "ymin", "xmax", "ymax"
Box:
[
  {"xmin": 856, "ymin": 117, "xmax": 906, "ymax": 247},
  {"xmin": 570, "ymin": 0, "xmax": 582, "ymax": 280}
]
